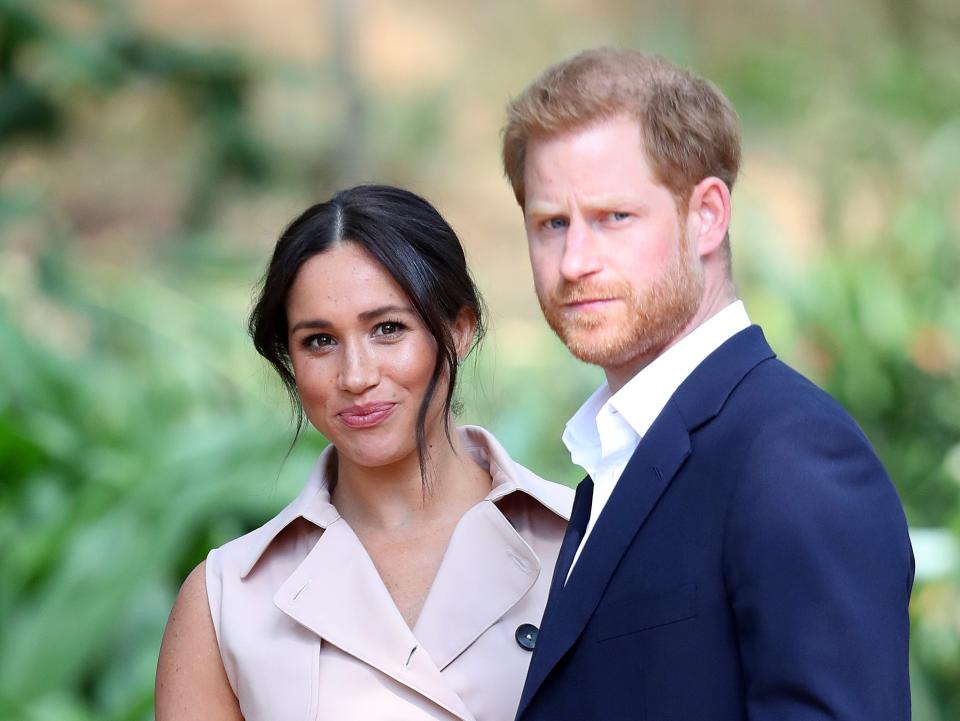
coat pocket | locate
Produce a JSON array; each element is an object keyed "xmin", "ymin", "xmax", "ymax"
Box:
[{"xmin": 597, "ymin": 583, "xmax": 697, "ymax": 641}]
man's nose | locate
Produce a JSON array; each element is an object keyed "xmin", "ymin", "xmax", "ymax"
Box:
[
  {"xmin": 338, "ymin": 341, "xmax": 380, "ymax": 394},
  {"xmin": 559, "ymin": 216, "xmax": 603, "ymax": 282}
]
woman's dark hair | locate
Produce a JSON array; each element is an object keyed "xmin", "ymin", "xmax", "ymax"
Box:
[{"xmin": 249, "ymin": 184, "xmax": 485, "ymax": 487}]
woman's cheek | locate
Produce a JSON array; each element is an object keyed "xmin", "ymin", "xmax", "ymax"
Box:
[
  {"xmin": 391, "ymin": 344, "xmax": 435, "ymax": 386},
  {"xmin": 295, "ymin": 367, "xmax": 332, "ymax": 431}
]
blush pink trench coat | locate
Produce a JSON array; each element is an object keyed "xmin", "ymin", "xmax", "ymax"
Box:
[{"xmin": 205, "ymin": 426, "xmax": 573, "ymax": 721}]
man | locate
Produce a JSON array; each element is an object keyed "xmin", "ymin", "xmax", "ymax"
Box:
[{"xmin": 502, "ymin": 48, "xmax": 913, "ymax": 721}]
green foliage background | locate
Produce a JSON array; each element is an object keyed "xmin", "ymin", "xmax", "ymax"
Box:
[{"xmin": 1, "ymin": 1, "xmax": 958, "ymax": 719}]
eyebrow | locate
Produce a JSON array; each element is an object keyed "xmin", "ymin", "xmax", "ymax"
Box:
[
  {"xmin": 288, "ymin": 304, "xmax": 414, "ymax": 334},
  {"xmin": 524, "ymin": 201, "xmax": 564, "ymax": 219},
  {"xmin": 358, "ymin": 304, "xmax": 414, "ymax": 322},
  {"xmin": 525, "ymin": 197, "xmax": 642, "ymax": 218}
]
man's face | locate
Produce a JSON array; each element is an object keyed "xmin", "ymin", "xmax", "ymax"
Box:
[{"xmin": 523, "ymin": 114, "xmax": 704, "ymax": 378}]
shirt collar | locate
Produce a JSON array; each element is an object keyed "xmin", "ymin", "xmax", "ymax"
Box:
[
  {"xmin": 561, "ymin": 382, "xmax": 614, "ymax": 475},
  {"xmin": 562, "ymin": 300, "xmax": 751, "ymax": 473},
  {"xmin": 238, "ymin": 425, "xmax": 571, "ymax": 578}
]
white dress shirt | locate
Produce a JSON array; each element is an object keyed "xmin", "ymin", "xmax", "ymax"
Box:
[{"xmin": 563, "ymin": 300, "xmax": 751, "ymax": 579}]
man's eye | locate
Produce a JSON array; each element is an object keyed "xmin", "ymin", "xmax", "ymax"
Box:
[
  {"xmin": 609, "ymin": 211, "xmax": 630, "ymax": 222},
  {"xmin": 545, "ymin": 217, "xmax": 568, "ymax": 230}
]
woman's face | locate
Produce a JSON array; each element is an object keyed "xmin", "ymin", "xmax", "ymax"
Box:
[{"xmin": 285, "ymin": 242, "xmax": 470, "ymax": 470}]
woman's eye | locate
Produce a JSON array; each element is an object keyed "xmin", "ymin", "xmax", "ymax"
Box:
[
  {"xmin": 374, "ymin": 321, "xmax": 406, "ymax": 337},
  {"xmin": 304, "ymin": 334, "xmax": 335, "ymax": 349}
]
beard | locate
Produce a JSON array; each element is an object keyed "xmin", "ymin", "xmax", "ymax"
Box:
[{"xmin": 537, "ymin": 237, "xmax": 704, "ymax": 370}]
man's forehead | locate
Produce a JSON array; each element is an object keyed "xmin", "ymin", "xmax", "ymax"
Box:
[{"xmin": 525, "ymin": 114, "xmax": 645, "ymax": 156}]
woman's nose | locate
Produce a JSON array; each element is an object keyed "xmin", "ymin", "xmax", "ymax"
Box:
[{"xmin": 338, "ymin": 341, "xmax": 380, "ymax": 394}]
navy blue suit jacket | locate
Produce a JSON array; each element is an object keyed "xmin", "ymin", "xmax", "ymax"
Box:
[{"xmin": 516, "ymin": 326, "xmax": 914, "ymax": 721}]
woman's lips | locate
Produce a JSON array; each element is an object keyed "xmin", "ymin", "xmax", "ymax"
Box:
[{"xmin": 337, "ymin": 402, "xmax": 396, "ymax": 429}]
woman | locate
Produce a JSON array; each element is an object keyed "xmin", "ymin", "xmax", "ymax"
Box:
[{"xmin": 155, "ymin": 185, "xmax": 572, "ymax": 721}]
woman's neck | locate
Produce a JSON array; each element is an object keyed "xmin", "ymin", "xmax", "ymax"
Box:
[{"xmin": 331, "ymin": 424, "xmax": 491, "ymax": 533}]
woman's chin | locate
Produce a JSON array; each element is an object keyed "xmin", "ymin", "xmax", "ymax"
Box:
[{"xmin": 335, "ymin": 440, "xmax": 418, "ymax": 474}]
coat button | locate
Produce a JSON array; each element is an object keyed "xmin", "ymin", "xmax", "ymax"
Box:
[{"xmin": 515, "ymin": 623, "xmax": 538, "ymax": 650}]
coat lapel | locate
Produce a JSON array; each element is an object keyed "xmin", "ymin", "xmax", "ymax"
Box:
[
  {"xmin": 273, "ymin": 518, "xmax": 476, "ymax": 721},
  {"xmin": 268, "ymin": 425, "xmax": 571, "ymax": 721},
  {"xmin": 414, "ymin": 500, "xmax": 540, "ymax": 670},
  {"xmin": 406, "ymin": 425, "xmax": 568, "ymax": 671},
  {"xmin": 517, "ymin": 325, "xmax": 776, "ymax": 719}
]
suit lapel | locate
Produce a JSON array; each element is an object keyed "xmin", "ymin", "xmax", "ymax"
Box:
[
  {"xmin": 517, "ymin": 401, "xmax": 690, "ymax": 718},
  {"xmin": 517, "ymin": 325, "xmax": 776, "ymax": 719},
  {"xmin": 544, "ymin": 476, "xmax": 593, "ymax": 613},
  {"xmin": 273, "ymin": 518, "xmax": 476, "ymax": 721}
]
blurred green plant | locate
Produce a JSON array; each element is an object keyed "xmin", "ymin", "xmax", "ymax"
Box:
[
  {"xmin": 0, "ymin": 0, "xmax": 270, "ymax": 230},
  {"xmin": 0, "ymin": 239, "xmax": 328, "ymax": 720}
]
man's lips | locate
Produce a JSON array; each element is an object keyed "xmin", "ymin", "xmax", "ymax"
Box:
[
  {"xmin": 562, "ymin": 297, "xmax": 617, "ymax": 312},
  {"xmin": 337, "ymin": 402, "xmax": 396, "ymax": 429}
]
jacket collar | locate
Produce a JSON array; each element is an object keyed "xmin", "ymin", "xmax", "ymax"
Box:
[
  {"xmin": 518, "ymin": 325, "xmax": 776, "ymax": 719},
  {"xmin": 562, "ymin": 300, "xmax": 751, "ymax": 473},
  {"xmin": 238, "ymin": 425, "xmax": 570, "ymax": 579}
]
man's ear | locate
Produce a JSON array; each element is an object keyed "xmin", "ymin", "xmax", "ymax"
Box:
[
  {"xmin": 451, "ymin": 307, "xmax": 478, "ymax": 362},
  {"xmin": 687, "ymin": 176, "xmax": 731, "ymax": 259}
]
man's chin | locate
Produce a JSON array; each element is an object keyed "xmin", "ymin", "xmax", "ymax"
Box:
[{"xmin": 556, "ymin": 327, "xmax": 635, "ymax": 367}]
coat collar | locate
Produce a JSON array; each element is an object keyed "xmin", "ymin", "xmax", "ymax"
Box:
[
  {"xmin": 238, "ymin": 425, "xmax": 570, "ymax": 721},
  {"xmin": 238, "ymin": 425, "xmax": 570, "ymax": 579},
  {"xmin": 518, "ymin": 325, "xmax": 775, "ymax": 719},
  {"xmin": 460, "ymin": 425, "xmax": 572, "ymax": 519}
]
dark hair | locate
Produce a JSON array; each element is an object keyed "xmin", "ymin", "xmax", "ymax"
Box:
[{"xmin": 249, "ymin": 184, "xmax": 485, "ymax": 487}]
